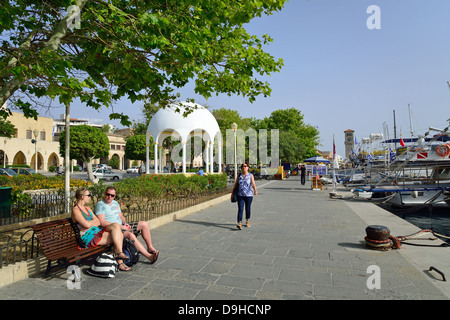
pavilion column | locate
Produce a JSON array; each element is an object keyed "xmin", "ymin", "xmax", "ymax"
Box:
[
  {"xmin": 218, "ymin": 143, "xmax": 222, "ymax": 173},
  {"xmin": 159, "ymin": 146, "xmax": 163, "ymax": 172},
  {"xmin": 154, "ymin": 142, "xmax": 158, "ymax": 174},
  {"xmin": 205, "ymin": 142, "xmax": 209, "ymax": 173},
  {"xmin": 182, "ymin": 141, "xmax": 187, "ymax": 174},
  {"xmin": 209, "ymin": 141, "xmax": 214, "ymax": 173}
]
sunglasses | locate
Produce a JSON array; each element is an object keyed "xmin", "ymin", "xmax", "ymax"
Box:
[
  {"xmin": 105, "ymin": 193, "xmax": 116, "ymax": 198},
  {"xmin": 84, "ymin": 194, "xmax": 92, "ymax": 197}
]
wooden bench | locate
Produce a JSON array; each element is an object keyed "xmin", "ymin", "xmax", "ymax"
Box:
[{"xmin": 31, "ymin": 218, "xmax": 108, "ymax": 277}]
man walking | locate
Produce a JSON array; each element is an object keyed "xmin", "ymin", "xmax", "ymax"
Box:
[{"xmin": 300, "ymin": 165, "xmax": 306, "ymax": 185}]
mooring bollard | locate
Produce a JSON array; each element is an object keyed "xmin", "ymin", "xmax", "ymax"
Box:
[{"xmin": 365, "ymin": 225, "xmax": 400, "ymax": 250}]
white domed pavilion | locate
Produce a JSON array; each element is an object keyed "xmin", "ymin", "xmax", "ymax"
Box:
[{"xmin": 145, "ymin": 101, "xmax": 222, "ymax": 174}]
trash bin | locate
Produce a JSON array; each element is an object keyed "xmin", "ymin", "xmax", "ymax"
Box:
[{"xmin": 0, "ymin": 186, "xmax": 12, "ymax": 218}]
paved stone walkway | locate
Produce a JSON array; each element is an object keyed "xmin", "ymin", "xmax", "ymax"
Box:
[{"xmin": 0, "ymin": 176, "xmax": 448, "ymax": 301}]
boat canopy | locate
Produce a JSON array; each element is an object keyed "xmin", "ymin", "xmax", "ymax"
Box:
[{"xmin": 382, "ymin": 135, "xmax": 450, "ymax": 144}]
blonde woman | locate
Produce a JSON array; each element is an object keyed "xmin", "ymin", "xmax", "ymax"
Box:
[{"xmin": 71, "ymin": 188, "xmax": 131, "ymax": 271}]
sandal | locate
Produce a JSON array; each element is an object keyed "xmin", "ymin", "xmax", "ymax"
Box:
[
  {"xmin": 115, "ymin": 252, "xmax": 130, "ymax": 261},
  {"xmin": 118, "ymin": 262, "xmax": 131, "ymax": 271},
  {"xmin": 237, "ymin": 222, "xmax": 242, "ymax": 230},
  {"xmin": 149, "ymin": 250, "xmax": 159, "ymax": 264},
  {"xmin": 246, "ymin": 220, "xmax": 251, "ymax": 228}
]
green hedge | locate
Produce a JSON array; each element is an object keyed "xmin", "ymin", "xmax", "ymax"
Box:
[{"xmin": 86, "ymin": 173, "xmax": 227, "ymax": 209}]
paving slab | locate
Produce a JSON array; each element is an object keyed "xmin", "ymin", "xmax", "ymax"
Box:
[{"xmin": 0, "ymin": 176, "xmax": 448, "ymax": 301}]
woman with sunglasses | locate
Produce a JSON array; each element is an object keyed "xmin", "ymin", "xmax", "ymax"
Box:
[
  {"xmin": 231, "ymin": 162, "xmax": 258, "ymax": 230},
  {"xmin": 72, "ymin": 188, "xmax": 131, "ymax": 271}
]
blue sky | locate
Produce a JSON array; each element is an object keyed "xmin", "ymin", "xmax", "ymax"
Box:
[{"xmin": 65, "ymin": 0, "xmax": 450, "ymax": 157}]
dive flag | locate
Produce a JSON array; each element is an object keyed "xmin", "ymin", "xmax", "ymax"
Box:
[{"xmin": 417, "ymin": 152, "xmax": 428, "ymax": 159}]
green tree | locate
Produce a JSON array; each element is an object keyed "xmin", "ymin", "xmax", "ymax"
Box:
[
  {"xmin": 279, "ymin": 131, "xmax": 306, "ymax": 164},
  {"xmin": 255, "ymin": 108, "xmax": 319, "ymax": 163},
  {"xmin": 59, "ymin": 125, "xmax": 109, "ymax": 181},
  {"xmin": 0, "ymin": 119, "xmax": 16, "ymax": 137},
  {"xmin": 108, "ymin": 154, "xmax": 119, "ymax": 169},
  {"xmin": 125, "ymin": 134, "xmax": 149, "ymax": 162},
  {"xmin": 1, "ymin": 0, "xmax": 286, "ymax": 124},
  {"xmin": 0, "ymin": 119, "xmax": 16, "ymax": 166},
  {"xmin": 131, "ymin": 102, "xmax": 161, "ymax": 136}
]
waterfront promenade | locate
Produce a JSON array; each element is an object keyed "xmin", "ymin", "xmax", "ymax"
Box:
[{"xmin": 0, "ymin": 176, "xmax": 449, "ymax": 300}]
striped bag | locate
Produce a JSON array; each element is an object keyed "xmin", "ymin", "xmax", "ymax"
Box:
[{"xmin": 87, "ymin": 253, "xmax": 118, "ymax": 278}]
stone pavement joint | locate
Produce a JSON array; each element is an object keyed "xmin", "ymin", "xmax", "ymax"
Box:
[{"xmin": 0, "ymin": 176, "xmax": 448, "ymax": 300}]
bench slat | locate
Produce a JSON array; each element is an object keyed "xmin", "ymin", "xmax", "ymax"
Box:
[{"xmin": 31, "ymin": 218, "xmax": 108, "ymax": 276}]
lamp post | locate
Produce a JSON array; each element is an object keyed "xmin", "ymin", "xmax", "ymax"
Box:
[
  {"xmin": 231, "ymin": 122, "xmax": 238, "ymax": 181},
  {"xmin": 32, "ymin": 129, "xmax": 39, "ymax": 171}
]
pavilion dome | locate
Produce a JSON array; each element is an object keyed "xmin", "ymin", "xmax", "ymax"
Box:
[{"xmin": 148, "ymin": 101, "xmax": 221, "ymax": 143}]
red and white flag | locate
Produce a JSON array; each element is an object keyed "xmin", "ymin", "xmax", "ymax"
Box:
[{"xmin": 417, "ymin": 152, "xmax": 428, "ymax": 159}]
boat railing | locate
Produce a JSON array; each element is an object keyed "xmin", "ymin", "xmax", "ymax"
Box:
[{"xmin": 366, "ymin": 163, "xmax": 450, "ymax": 189}]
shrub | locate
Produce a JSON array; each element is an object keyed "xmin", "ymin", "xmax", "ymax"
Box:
[{"xmin": 0, "ymin": 174, "xmax": 90, "ymax": 190}]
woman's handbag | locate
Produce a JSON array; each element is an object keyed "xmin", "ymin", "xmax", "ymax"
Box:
[{"xmin": 231, "ymin": 186, "xmax": 238, "ymax": 203}]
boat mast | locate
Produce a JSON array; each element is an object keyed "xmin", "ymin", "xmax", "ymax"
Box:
[
  {"xmin": 393, "ymin": 110, "xmax": 397, "ymax": 148},
  {"xmin": 408, "ymin": 104, "xmax": 414, "ymax": 139}
]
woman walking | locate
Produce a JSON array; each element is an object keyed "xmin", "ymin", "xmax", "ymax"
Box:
[{"xmin": 231, "ymin": 162, "xmax": 258, "ymax": 230}]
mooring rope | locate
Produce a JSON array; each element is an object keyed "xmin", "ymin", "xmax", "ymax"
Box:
[{"xmin": 365, "ymin": 227, "xmax": 450, "ymax": 250}]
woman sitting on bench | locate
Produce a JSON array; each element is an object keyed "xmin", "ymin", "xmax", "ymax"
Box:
[{"xmin": 72, "ymin": 188, "xmax": 131, "ymax": 271}]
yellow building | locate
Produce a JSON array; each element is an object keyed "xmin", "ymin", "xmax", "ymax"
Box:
[
  {"xmin": 2, "ymin": 111, "xmax": 60, "ymax": 170},
  {"xmin": 1, "ymin": 110, "xmax": 134, "ymax": 171}
]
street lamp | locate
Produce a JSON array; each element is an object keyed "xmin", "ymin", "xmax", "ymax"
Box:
[
  {"xmin": 31, "ymin": 129, "xmax": 39, "ymax": 171},
  {"xmin": 231, "ymin": 122, "xmax": 238, "ymax": 181}
]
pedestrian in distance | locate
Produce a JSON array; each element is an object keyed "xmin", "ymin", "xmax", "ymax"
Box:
[
  {"xmin": 231, "ymin": 162, "xmax": 258, "ymax": 230},
  {"xmin": 300, "ymin": 164, "xmax": 306, "ymax": 185},
  {"xmin": 71, "ymin": 188, "xmax": 131, "ymax": 271},
  {"xmin": 95, "ymin": 186, "xmax": 159, "ymax": 264}
]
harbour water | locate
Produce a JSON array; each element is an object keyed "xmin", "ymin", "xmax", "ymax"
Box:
[{"xmin": 380, "ymin": 205, "xmax": 450, "ymax": 241}]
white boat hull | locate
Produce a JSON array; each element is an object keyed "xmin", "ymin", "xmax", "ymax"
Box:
[{"xmin": 385, "ymin": 190, "xmax": 449, "ymax": 208}]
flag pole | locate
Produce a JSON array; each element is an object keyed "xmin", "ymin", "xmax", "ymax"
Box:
[{"xmin": 332, "ymin": 134, "xmax": 337, "ymax": 193}]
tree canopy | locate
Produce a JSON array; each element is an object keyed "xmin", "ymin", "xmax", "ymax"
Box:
[
  {"xmin": 1, "ymin": 0, "xmax": 286, "ymax": 123},
  {"xmin": 124, "ymin": 134, "xmax": 147, "ymax": 162},
  {"xmin": 255, "ymin": 108, "xmax": 320, "ymax": 163},
  {"xmin": 0, "ymin": 119, "xmax": 16, "ymax": 138},
  {"xmin": 59, "ymin": 124, "xmax": 109, "ymax": 180}
]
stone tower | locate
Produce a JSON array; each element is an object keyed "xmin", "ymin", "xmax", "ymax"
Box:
[{"xmin": 344, "ymin": 129, "xmax": 355, "ymax": 160}]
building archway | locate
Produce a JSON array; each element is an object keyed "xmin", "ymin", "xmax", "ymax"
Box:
[
  {"xmin": 31, "ymin": 152, "xmax": 43, "ymax": 170},
  {"xmin": 109, "ymin": 153, "xmax": 120, "ymax": 169},
  {"xmin": 13, "ymin": 151, "xmax": 26, "ymax": 165},
  {"xmin": 47, "ymin": 152, "xmax": 60, "ymax": 170},
  {"xmin": 0, "ymin": 150, "xmax": 8, "ymax": 167}
]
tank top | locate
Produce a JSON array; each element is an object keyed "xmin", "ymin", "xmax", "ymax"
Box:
[
  {"xmin": 238, "ymin": 173, "xmax": 253, "ymax": 197},
  {"xmin": 75, "ymin": 204, "xmax": 94, "ymax": 235}
]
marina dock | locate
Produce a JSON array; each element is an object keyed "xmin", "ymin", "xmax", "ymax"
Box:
[{"xmin": 0, "ymin": 176, "xmax": 449, "ymax": 300}]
